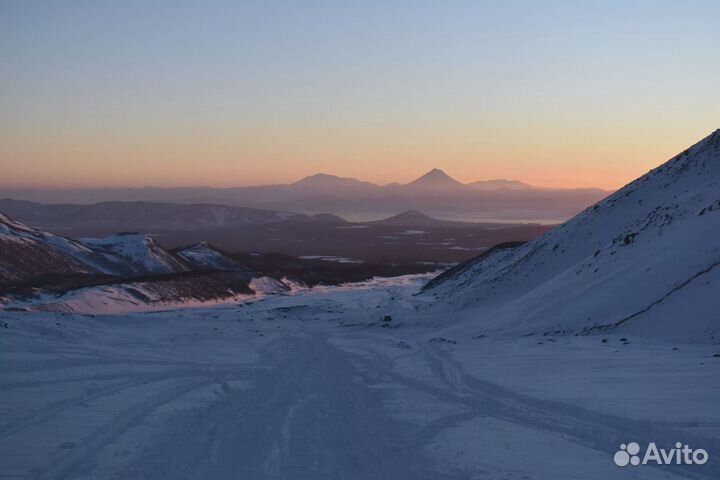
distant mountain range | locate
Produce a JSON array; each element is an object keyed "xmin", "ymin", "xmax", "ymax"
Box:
[
  {"xmin": 1, "ymin": 169, "xmax": 611, "ymax": 223},
  {"xmin": 0, "ymin": 199, "xmax": 330, "ymax": 231},
  {"xmin": 423, "ymin": 129, "xmax": 720, "ymax": 343},
  {"xmin": 0, "ymin": 198, "xmax": 514, "ymax": 233}
]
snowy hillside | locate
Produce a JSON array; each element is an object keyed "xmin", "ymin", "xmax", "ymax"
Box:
[
  {"xmin": 0, "ymin": 213, "xmax": 192, "ymax": 283},
  {"xmin": 80, "ymin": 234, "xmax": 188, "ymax": 276},
  {"xmin": 176, "ymin": 242, "xmax": 248, "ymax": 272},
  {"xmin": 423, "ymin": 130, "xmax": 720, "ymax": 342},
  {"xmin": 0, "ymin": 213, "xmax": 99, "ymax": 283},
  {"xmin": 0, "ymin": 215, "xmax": 430, "ymax": 312}
]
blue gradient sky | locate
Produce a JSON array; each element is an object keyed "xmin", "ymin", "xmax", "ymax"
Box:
[{"xmin": 1, "ymin": 1, "xmax": 718, "ymax": 189}]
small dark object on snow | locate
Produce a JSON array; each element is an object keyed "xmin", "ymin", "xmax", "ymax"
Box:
[
  {"xmin": 622, "ymin": 233, "xmax": 637, "ymax": 245},
  {"xmin": 382, "ymin": 315, "xmax": 392, "ymax": 323}
]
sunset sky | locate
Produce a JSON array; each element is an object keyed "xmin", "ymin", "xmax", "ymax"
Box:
[{"xmin": 1, "ymin": 1, "xmax": 718, "ymax": 190}]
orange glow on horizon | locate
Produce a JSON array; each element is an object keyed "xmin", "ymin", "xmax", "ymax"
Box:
[{"xmin": 1, "ymin": 125, "xmax": 713, "ymax": 192}]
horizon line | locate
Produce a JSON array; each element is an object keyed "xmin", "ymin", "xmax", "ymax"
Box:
[{"xmin": 0, "ymin": 168, "xmax": 614, "ymax": 192}]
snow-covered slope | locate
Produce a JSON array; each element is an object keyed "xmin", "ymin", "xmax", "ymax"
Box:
[
  {"xmin": 175, "ymin": 242, "xmax": 247, "ymax": 272},
  {"xmin": 0, "ymin": 213, "xmax": 99, "ymax": 283},
  {"xmin": 423, "ymin": 130, "xmax": 720, "ymax": 342},
  {"xmin": 0, "ymin": 214, "xmax": 189, "ymax": 283},
  {"xmin": 19, "ymin": 273, "xmax": 256, "ymax": 314},
  {"xmin": 80, "ymin": 233, "xmax": 188, "ymax": 276}
]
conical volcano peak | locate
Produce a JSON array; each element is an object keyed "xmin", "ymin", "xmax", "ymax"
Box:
[
  {"xmin": 406, "ymin": 168, "xmax": 463, "ymax": 188},
  {"xmin": 422, "ymin": 168, "xmax": 454, "ymax": 180}
]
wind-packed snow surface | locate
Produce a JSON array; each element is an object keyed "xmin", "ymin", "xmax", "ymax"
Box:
[
  {"xmin": 423, "ymin": 130, "xmax": 720, "ymax": 343},
  {"xmin": 1, "ymin": 275, "xmax": 718, "ymax": 479}
]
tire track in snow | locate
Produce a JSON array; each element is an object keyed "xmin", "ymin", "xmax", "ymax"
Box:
[
  {"xmin": 1, "ymin": 365, "xmax": 268, "ymax": 440},
  {"xmin": 341, "ymin": 339, "xmax": 717, "ymax": 480},
  {"xmin": 120, "ymin": 334, "xmax": 461, "ymax": 480},
  {"xmin": 30, "ymin": 378, "xmax": 215, "ymax": 480},
  {"xmin": 408, "ymin": 343, "xmax": 719, "ymax": 480}
]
